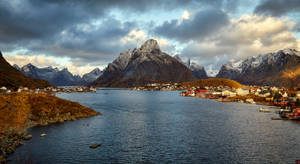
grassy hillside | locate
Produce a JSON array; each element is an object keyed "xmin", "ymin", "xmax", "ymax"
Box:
[
  {"xmin": 182, "ymin": 78, "xmax": 243, "ymax": 88},
  {"xmin": 0, "ymin": 93, "xmax": 100, "ymax": 132},
  {"xmin": 0, "ymin": 52, "xmax": 52, "ymax": 89},
  {"xmin": 0, "ymin": 93, "xmax": 100, "ymax": 161}
]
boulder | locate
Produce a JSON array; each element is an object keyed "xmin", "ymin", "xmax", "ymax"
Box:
[
  {"xmin": 23, "ymin": 134, "xmax": 32, "ymax": 140},
  {"xmin": 89, "ymin": 143, "xmax": 101, "ymax": 149}
]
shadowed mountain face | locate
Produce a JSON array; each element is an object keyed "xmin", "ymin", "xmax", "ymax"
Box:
[
  {"xmin": 173, "ymin": 55, "xmax": 208, "ymax": 79},
  {"xmin": 0, "ymin": 51, "xmax": 52, "ymax": 89},
  {"xmin": 216, "ymin": 49, "xmax": 300, "ymax": 88},
  {"xmin": 92, "ymin": 39, "xmax": 196, "ymax": 87}
]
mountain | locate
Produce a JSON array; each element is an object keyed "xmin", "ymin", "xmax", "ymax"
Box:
[
  {"xmin": 92, "ymin": 39, "xmax": 196, "ymax": 87},
  {"xmin": 174, "ymin": 55, "xmax": 208, "ymax": 79},
  {"xmin": 216, "ymin": 48, "xmax": 300, "ymax": 88},
  {"xmin": 0, "ymin": 51, "xmax": 52, "ymax": 89},
  {"xmin": 18, "ymin": 64, "xmax": 85, "ymax": 86},
  {"xmin": 82, "ymin": 68, "xmax": 102, "ymax": 83}
]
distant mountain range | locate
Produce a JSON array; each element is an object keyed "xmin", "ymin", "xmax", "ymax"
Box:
[
  {"xmin": 217, "ymin": 48, "xmax": 300, "ymax": 88},
  {"xmin": 14, "ymin": 64, "xmax": 102, "ymax": 86},
  {"xmin": 4, "ymin": 41, "xmax": 300, "ymax": 89},
  {"xmin": 0, "ymin": 51, "xmax": 52, "ymax": 89},
  {"xmin": 92, "ymin": 39, "xmax": 197, "ymax": 87}
]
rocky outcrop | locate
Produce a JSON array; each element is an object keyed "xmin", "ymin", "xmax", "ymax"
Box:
[
  {"xmin": 216, "ymin": 49, "xmax": 300, "ymax": 87},
  {"xmin": 0, "ymin": 51, "xmax": 53, "ymax": 90},
  {"xmin": 173, "ymin": 55, "xmax": 208, "ymax": 79},
  {"xmin": 83, "ymin": 68, "xmax": 102, "ymax": 83},
  {"xmin": 92, "ymin": 39, "xmax": 196, "ymax": 87},
  {"xmin": 0, "ymin": 93, "xmax": 100, "ymax": 162}
]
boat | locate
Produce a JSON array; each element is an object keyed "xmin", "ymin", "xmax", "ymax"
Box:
[
  {"xmin": 279, "ymin": 106, "xmax": 300, "ymax": 120},
  {"xmin": 259, "ymin": 108, "xmax": 271, "ymax": 112}
]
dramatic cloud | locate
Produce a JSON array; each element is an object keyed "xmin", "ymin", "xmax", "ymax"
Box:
[
  {"xmin": 154, "ymin": 9, "xmax": 229, "ymax": 42},
  {"xmin": 4, "ymin": 55, "xmax": 59, "ymax": 68},
  {"xmin": 255, "ymin": 0, "xmax": 300, "ymax": 16},
  {"xmin": 0, "ymin": 0, "xmax": 299, "ymax": 76},
  {"xmin": 181, "ymin": 14, "xmax": 300, "ymax": 75}
]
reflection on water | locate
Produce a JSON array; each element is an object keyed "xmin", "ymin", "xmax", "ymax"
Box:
[{"xmin": 9, "ymin": 89, "xmax": 300, "ymax": 163}]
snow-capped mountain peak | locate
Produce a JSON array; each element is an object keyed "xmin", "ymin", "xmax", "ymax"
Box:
[{"xmin": 217, "ymin": 48, "xmax": 300, "ymax": 87}]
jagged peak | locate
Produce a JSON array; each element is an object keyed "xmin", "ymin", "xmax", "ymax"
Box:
[
  {"xmin": 173, "ymin": 54, "xmax": 190, "ymax": 67},
  {"xmin": 24, "ymin": 63, "xmax": 35, "ymax": 68},
  {"xmin": 279, "ymin": 48, "xmax": 300, "ymax": 56},
  {"xmin": 190, "ymin": 62, "xmax": 204, "ymax": 70},
  {"xmin": 0, "ymin": 51, "xmax": 2, "ymax": 57},
  {"xmin": 92, "ymin": 68, "xmax": 100, "ymax": 72},
  {"xmin": 139, "ymin": 39, "xmax": 160, "ymax": 52}
]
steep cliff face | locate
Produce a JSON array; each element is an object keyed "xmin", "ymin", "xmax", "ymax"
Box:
[
  {"xmin": 0, "ymin": 51, "xmax": 52, "ymax": 89},
  {"xmin": 92, "ymin": 39, "xmax": 196, "ymax": 87},
  {"xmin": 216, "ymin": 49, "xmax": 300, "ymax": 87}
]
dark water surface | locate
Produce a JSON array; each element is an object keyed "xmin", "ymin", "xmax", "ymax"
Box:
[{"xmin": 9, "ymin": 89, "xmax": 300, "ymax": 163}]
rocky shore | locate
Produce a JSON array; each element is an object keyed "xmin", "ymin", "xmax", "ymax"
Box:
[{"xmin": 0, "ymin": 93, "xmax": 100, "ymax": 163}]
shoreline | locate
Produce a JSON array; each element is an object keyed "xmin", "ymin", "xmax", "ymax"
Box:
[{"xmin": 0, "ymin": 93, "xmax": 100, "ymax": 163}]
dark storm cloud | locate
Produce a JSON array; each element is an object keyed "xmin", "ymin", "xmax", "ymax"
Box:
[
  {"xmin": 154, "ymin": 9, "xmax": 229, "ymax": 42},
  {"xmin": 0, "ymin": 0, "xmax": 238, "ymax": 63},
  {"xmin": 254, "ymin": 0, "xmax": 300, "ymax": 16},
  {"xmin": 27, "ymin": 18, "xmax": 136, "ymax": 62}
]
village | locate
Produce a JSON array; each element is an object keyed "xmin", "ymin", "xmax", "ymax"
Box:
[
  {"xmin": 0, "ymin": 86, "xmax": 98, "ymax": 94},
  {"xmin": 180, "ymin": 85, "xmax": 300, "ymax": 105},
  {"xmin": 132, "ymin": 82, "xmax": 300, "ymax": 107}
]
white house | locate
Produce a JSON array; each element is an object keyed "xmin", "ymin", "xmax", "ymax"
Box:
[
  {"xmin": 222, "ymin": 90, "xmax": 236, "ymax": 97},
  {"xmin": 271, "ymin": 86, "xmax": 279, "ymax": 92},
  {"xmin": 212, "ymin": 90, "xmax": 222, "ymax": 95},
  {"xmin": 236, "ymin": 88, "xmax": 249, "ymax": 96},
  {"xmin": 297, "ymin": 91, "xmax": 300, "ymax": 98},
  {"xmin": 0, "ymin": 86, "xmax": 7, "ymax": 90},
  {"xmin": 259, "ymin": 91, "xmax": 271, "ymax": 97}
]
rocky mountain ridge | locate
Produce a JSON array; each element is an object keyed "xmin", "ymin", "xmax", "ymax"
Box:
[
  {"xmin": 0, "ymin": 51, "xmax": 52, "ymax": 89},
  {"xmin": 216, "ymin": 48, "xmax": 300, "ymax": 87},
  {"xmin": 173, "ymin": 54, "xmax": 208, "ymax": 79},
  {"xmin": 92, "ymin": 39, "xmax": 196, "ymax": 87},
  {"xmin": 14, "ymin": 64, "xmax": 102, "ymax": 86}
]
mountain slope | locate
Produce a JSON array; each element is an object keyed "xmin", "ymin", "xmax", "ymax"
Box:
[
  {"xmin": 174, "ymin": 55, "xmax": 208, "ymax": 79},
  {"xmin": 216, "ymin": 49, "xmax": 300, "ymax": 88},
  {"xmin": 18, "ymin": 64, "xmax": 86, "ymax": 86},
  {"xmin": 92, "ymin": 39, "xmax": 196, "ymax": 87},
  {"xmin": 0, "ymin": 51, "xmax": 52, "ymax": 89},
  {"xmin": 82, "ymin": 68, "xmax": 102, "ymax": 83}
]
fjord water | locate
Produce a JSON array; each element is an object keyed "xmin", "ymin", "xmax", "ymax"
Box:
[{"xmin": 9, "ymin": 89, "xmax": 300, "ymax": 163}]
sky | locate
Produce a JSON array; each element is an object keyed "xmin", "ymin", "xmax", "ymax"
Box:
[{"xmin": 1, "ymin": 0, "xmax": 300, "ymax": 76}]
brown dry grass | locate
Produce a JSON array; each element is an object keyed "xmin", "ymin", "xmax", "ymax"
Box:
[
  {"xmin": 182, "ymin": 78, "xmax": 243, "ymax": 88},
  {"xmin": 0, "ymin": 93, "xmax": 99, "ymax": 133}
]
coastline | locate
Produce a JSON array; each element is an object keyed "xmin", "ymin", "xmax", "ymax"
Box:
[{"xmin": 0, "ymin": 93, "xmax": 100, "ymax": 163}]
